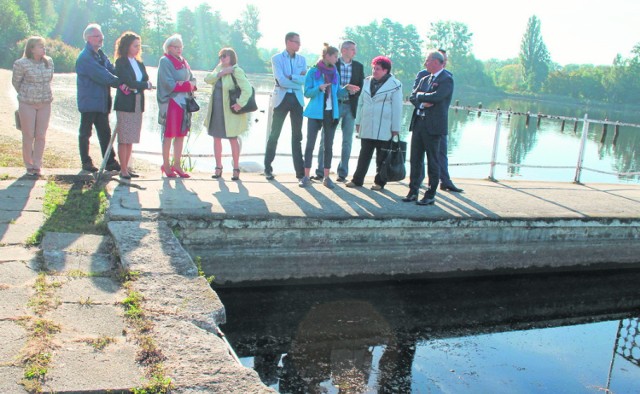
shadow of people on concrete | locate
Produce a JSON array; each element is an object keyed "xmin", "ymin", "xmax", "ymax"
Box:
[
  {"xmin": 0, "ymin": 175, "xmax": 40, "ymax": 245},
  {"xmin": 212, "ymin": 179, "xmax": 270, "ymax": 217},
  {"xmin": 268, "ymin": 179, "xmax": 351, "ymax": 218}
]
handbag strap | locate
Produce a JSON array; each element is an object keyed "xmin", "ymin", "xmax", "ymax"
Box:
[{"xmin": 230, "ymin": 73, "xmax": 239, "ymax": 89}]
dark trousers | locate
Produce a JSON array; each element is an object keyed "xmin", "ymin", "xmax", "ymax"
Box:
[
  {"xmin": 414, "ymin": 135, "xmax": 452, "ymax": 188},
  {"xmin": 409, "ymin": 119, "xmax": 441, "ymax": 198},
  {"xmin": 304, "ymin": 111, "xmax": 338, "ymax": 169},
  {"xmin": 78, "ymin": 111, "xmax": 116, "ymax": 165},
  {"xmin": 264, "ymin": 93, "xmax": 304, "ymax": 178},
  {"xmin": 351, "ymin": 138, "xmax": 389, "ymax": 187}
]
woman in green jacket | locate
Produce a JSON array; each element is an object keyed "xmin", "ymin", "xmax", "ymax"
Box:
[{"xmin": 204, "ymin": 47, "xmax": 253, "ymax": 181}]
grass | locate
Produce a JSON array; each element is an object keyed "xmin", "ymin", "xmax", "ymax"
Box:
[
  {"xmin": 19, "ymin": 317, "xmax": 61, "ymax": 392},
  {"xmin": 0, "ymin": 135, "xmax": 77, "ymax": 168},
  {"xmin": 27, "ymin": 178, "xmax": 109, "ymax": 245},
  {"xmin": 82, "ymin": 335, "xmax": 116, "ymax": 351},
  {"xmin": 28, "ymin": 273, "xmax": 62, "ymax": 316}
]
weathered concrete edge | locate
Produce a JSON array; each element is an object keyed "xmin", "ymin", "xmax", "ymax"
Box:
[
  {"xmin": 173, "ymin": 217, "xmax": 640, "ymax": 284},
  {"xmin": 107, "ymin": 220, "xmax": 272, "ymax": 392}
]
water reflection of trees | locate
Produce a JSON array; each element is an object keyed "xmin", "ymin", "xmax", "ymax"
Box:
[
  {"xmin": 506, "ymin": 116, "xmax": 539, "ymax": 176},
  {"xmin": 219, "ymin": 270, "xmax": 640, "ymax": 392}
]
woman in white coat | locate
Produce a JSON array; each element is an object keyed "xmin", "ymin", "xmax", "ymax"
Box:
[{"xmin": 346, "ymin": 56, "xmax": 403, "ymax": 190}]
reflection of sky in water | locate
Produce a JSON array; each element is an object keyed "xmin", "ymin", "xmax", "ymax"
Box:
[
  {"xmin": 239, "ymin": 320, "xmax": 640, "ymax": 393},
  {"xmin": 45, "ymin": 69, "xmax": 639, "ymax": 184}
]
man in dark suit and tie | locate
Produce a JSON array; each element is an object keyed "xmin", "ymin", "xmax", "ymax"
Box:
[
  {"xmin": 411, "ymin": 49, "xmax": 463, "ymax": 193},
  {"xmin": 405, "ymin": 50, "xmax": 454, "ymax": 205}
]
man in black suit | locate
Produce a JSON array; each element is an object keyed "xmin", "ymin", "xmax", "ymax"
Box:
[
  {"xmin": 411, "ymin": 49, "xmax": 463, "ymax": 193},
  {"xmin": 405, "ymin": 51, "xmax": 454, "ymax": 205},
  {"xmin": 313, "ymin": 40, "xmax": 364, "ymax": 182}
]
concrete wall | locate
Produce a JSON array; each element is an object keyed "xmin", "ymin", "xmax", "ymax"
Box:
[{"xmin": 171, "ymin": 217, "xmax": 640, "ymax": 285}]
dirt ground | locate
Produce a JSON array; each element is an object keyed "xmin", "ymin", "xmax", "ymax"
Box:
[{"xmin": 0, "ymin": 68, "xmax": 153, "ymax": 173}]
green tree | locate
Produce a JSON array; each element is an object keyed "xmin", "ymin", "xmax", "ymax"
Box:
[
  {"xmin": 519, "ymin": 15, "xmax": 551, "ymax": 92},
  {"xmin": 427, "ymin": 20, "xmax": 473, "ymax": 59},
  {"xmin": 51, "ymin": 0, "xmax": 90, "ymax": 47},
  {"xmin": 16, "ymin": 0, "xmax": 57, "ymax": 36},
  {"xmin": 0, "ymin": 0, "xmax": 30, "ymax": 68},
  {"xmin": 427, "ymin": 20, "xmax": 494, "ymax": 90},
  {"xmin": 142, "ymin": 0, "xmax": 174, "ymax": 65},
  {"xmin": 175, "ymin": 7, "xmax": 197, "ymax": 64},
  {"xmin": 240, "ymin": 4, "xmax": 261, "ymax": 48},
  {"xmin": 343, "ymin": 18, "xmax": 423, "ymax": 93}
]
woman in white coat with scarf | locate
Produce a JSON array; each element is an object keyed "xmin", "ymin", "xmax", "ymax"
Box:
[{"xmin": 346, "ymin": 56, "xmax": 403, "ymax": 190}]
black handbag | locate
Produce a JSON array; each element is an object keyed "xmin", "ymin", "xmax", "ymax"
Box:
[
  {"xmin": 229, "ymin": 74, "xmax": 258, "ymax": 114},
  {"xmin": 15, "ymin": 110, "xmax": 21, "ymax": 130},
  {"xmin": 185, "ymin": 95, "xmax": 200, "ymax": 112},
  {"xmin": 379, "ymin": 137, "xmax": 406, "ymax": 183}
]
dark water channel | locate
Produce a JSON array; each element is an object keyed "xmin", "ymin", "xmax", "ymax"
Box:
[{"xmin": 216, "ymin": 270, "xmax": 640, "ymax": 393}]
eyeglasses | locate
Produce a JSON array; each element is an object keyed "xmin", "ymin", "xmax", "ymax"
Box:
[
  {"xmin": 170, "ymin": 45, "xmax": 183, "ymax": 49},
  {"xmin": 289, "ymin": 40, "xmax": 301, "ymax": 44},
  {"xmin": 219, "ymin": 54, "xmax": 227, "ymax": 59}
]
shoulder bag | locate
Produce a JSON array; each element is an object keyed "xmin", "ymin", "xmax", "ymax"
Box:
[
  {"xmin": 229, "ymin": 74, "xmax": 258, "ymax": 114},
  {"xmin": 379, "ymin": 136, "xmax": 406, "ymax": 183}
]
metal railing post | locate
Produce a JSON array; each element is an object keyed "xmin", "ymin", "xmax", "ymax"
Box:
[
  {"xmin": 488, "ymin": 111, "xmax": 502, "ymax": 181},
  {"xmin": 574, "ymin": 113, "xmax": 589, "ymax": 184}
]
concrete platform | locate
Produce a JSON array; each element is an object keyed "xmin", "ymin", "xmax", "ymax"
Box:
[
  {"xmin": 106, "ymin": 172, "xmax": 640, "ymax": 285},
  {"xmin": 107, "ymin": 173, "xmax": 640, "ymax": 221}
]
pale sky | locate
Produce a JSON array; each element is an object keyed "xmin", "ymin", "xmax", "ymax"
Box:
[{"xmin": 168, "ymin": 0, "xmax": 639, "ymax": 66}]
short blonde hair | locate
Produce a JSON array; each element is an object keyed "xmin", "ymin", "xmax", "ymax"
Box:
[{"xmin": 163, "ymin": 34, "xmax": 183, "ymax": 54}]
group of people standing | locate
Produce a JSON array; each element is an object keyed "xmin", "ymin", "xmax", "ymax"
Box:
[
  {"xmin": 12, "ymin": 23, "xmax": 253, "ymax": 181},
  {"xmin": 263, "ymin": 32, "xmax": 462, "ymax": 204},
  {"xmin": 11, "ymin": 26, "xmax": 462, "ymax": 206}
]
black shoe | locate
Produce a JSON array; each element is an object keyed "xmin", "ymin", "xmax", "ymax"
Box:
[
  {"xmin": 416, "ymin": 196, "xmax": 436, "ymax": 206},
  {"xmin": 119, "ymin": 172, "xmax": 131, "ymax": 180},
  {"xmin": 105, "ymin": 161, "xmax": 121, "ymax": 172},
  {"xmin": 310, "ymin": 175, "xmax": 324, "ymax": 181},
  {"xmin": 402, "ymin": 193, "xmax": 418, "ymax": 202},
  {"xmin": 336, "ymin": 176, "xmax": 346, "ymax": 182},
  {"xmin": 128, "ymin": 170, "xmax": 140, "ymax": 178},
  {"xmin": 82, "ymin": 163, "xmax": 98, "ymax": 172},
  {"xmin": 440, "ymin": 184, "xmax": 464, "ymax": 193},
  {"xmin": 264, "ymin": 171, "xmax": 274, "ymax": 180}
]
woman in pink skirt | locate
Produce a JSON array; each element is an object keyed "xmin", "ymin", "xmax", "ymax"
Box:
[
  {"xmin": 156, "ymin": 34, "xmax": 197, "ymax": 178},
  {"xmin": 113, "ymin": 31, "xmax": 153, "ymax": 179}
]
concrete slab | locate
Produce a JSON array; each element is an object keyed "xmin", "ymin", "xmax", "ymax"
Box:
[
  {"xmin": 0, "ymin": 223, "xmax": 38, "ymax": 245},
  {"xmin": 108, "ymin": 221, "xmax": 198, "ymax": 278},
  {"xmin": 0, "ymin": 210, "xmax": 45, "ymax": 227},
  {"xmin": 0, "ymin": 260, "xmax": 38, "ymax": 286},
  {"xmin": 105, "ymin": 173, "xmax": 640, "ymax": 221},
  {"xmin": 0, "ymin": 286, "xmax": 32, "ymax": 319},
  {"xmin": 0, "ymin": 179, "xmax": 45, "ymax": 212},
  {"xmin": 41, "ymin": 232, "xmax": 112, "ymax": 255},
  {"xmin": 134, "ymin": 274, "xmax": 225, "ymax": 328},
  {"xmin": 46, "ymin": 304, "xmax": 126, "ymax": 340},
  {"xmin": 0, "ymin": 246, "xmax": 38, "ymax": 263},
  {"xmin": 43, "ymin": 250, "xmax": 114, "ymax": 274},
  {"xmin": 57, "ymin": 277, "xmax": 125, "ymax": 305},
  {"xmin": 0, "ymin": 320, "xmax": 28, "ymax": 363},
  {"xmin": 149, "ymin": 315, "xmax": 274, "ymax": 393},
  {"xmin": 0, "ymin": 366, "xmax": 26, "ymax": 393},
  {"xmin": 42, "ymin": 339, "xmax": 143, "ymax": 393}
]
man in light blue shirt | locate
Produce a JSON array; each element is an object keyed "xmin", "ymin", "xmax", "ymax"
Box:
[{"xmin": 263, "ymin": 32, "xmax": 307, "ymax": 180}]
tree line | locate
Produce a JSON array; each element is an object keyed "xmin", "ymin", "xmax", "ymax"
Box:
[{"xmin": 2, "ymin": 1, "xmax": 639, "ymax": 105}]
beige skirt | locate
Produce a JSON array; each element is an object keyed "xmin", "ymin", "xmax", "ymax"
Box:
[{"xmin": 115, "ymin": 94, "xmax": 143, "ymax": 144}]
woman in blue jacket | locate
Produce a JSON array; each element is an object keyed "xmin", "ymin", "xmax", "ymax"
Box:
[{"xmin": 300, "ymin": 43, "xmax": 347, "ymax": 189}]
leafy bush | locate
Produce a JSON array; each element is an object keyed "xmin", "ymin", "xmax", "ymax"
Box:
[{"xmin": 8, "ymin": 37, "xmax": 80, "ymax": 73}]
